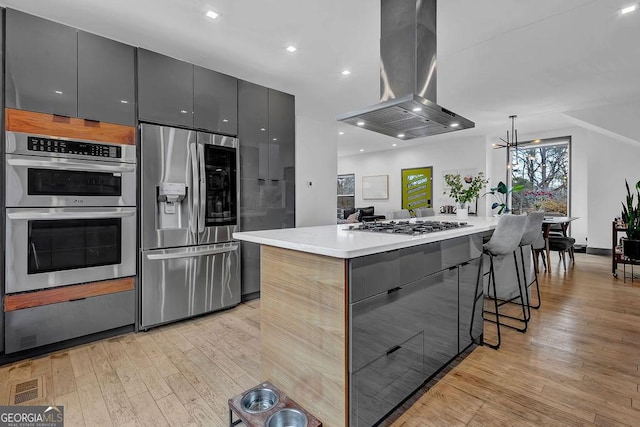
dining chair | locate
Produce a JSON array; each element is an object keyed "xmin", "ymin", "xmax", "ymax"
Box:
[{"xmin": 548, "ymin": 235, "xmax": 576, "ymax": 271}]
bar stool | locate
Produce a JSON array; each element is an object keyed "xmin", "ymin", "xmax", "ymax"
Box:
[
  {"xmin": 518, "ymin": 212, "xmax": 545, "ymax": 311},
  {"xmin": 472, "ymin": 214, "xmax": 527, "ymax": 350}
]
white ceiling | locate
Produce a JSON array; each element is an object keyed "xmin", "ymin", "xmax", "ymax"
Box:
[{"xmin": 2, "ymin": 0, "xmax": 639, "ymax": 157}]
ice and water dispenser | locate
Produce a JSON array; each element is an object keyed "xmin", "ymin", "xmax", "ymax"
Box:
[{"xmin": 157, "ymin": 182, "xmax": 187, "ymax": 229}]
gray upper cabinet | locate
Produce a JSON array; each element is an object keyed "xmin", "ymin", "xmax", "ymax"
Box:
[
  {"xmin": 238, "ymin": 81, "xmax": 269, "ymax": 180},
  {"xmin": 138, "ymin": 49, "xmax": 194, "ymax": 128},
  {"xmin": 194, "ymin": 66, "xmax": 238, "ymax": 135},
  {"xmin": 267, "ymin": 89, "xmax": 295, "ymax": 181},
  {"xmin": 5, "ymin": 9, "xmax": 77, "ymax": 117},
  {"xmin": 78, "ymin": 31, "xmax": 135, "ymax": 125}
]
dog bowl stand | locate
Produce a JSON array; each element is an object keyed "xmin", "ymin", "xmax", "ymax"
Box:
[{"xmin": 228, "ymin": 381, "xmax": 322, "ymax": 427}]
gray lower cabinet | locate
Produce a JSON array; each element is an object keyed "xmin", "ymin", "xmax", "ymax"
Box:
[
  {"xmin": 459, "ymin": 257, "xmax": 484, "ymax": 352},
  {"xmin": 239, "ymin": 179, "xmax": 294, "ymax": 297},
  {"xmin": 348, "ymin": 234, "xmax": 483, "ymax": 426},
  {"xmin": 5, "ymin": 9, "xmax": 77, "ymax": 117},
  {"xmin": 194, "ymin": 65, "xmax": 238, "ymax": 135},
  {"xmin": 78, "ymin": 31, "xmax": 135, "ymax": 125},
  {"xmin": 137, "ymin": 49, "xmax": 194, "ymax": 128},
  {"xmin": 5, "ymin": 290, "xmax": 134, "ymax": 354}
]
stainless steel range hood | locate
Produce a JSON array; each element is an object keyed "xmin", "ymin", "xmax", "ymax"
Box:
[{"xmin": 337, "ymin": 0, "xmax": 474, "ymax": 140}]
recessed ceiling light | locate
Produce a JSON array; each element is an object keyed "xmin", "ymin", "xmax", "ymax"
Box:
[
  {"xmin": 397, "ymin": 133, "xmax": 405, "ymax": 138},
  {"xmin": 54, "ymin": 90, "xmax": 63, "ymax": 94},
  {"xmin": 339, "ymin": 131, "xmax": 344, "ymax": 135},
  {"xmin": 392, "ymin": 143, "xmax": 397, "ymax": 147},
  {"xmin": 273, "ymin": 138, "xmax": 278, "ymax": 141},
  {"xmin": 357, "ymin": 121, "xmax": 365, "ymax": 126},
  {"xmin": 621, "ymin": 4, "xmax": 637, "ymax": 14},
  {"xmin": 120, "ymin": 100, "xmax": 128, "ymax": 104},
  {"xmin": 286, "ymin": 45, "xmax": 297, "ymax": 53},
  {"xmin": 222, "ymin": 119, "xmax": 228, "ymax": 122},
  {"xmin": 205, "ymin": 10, "xmax": 219, "ymax": 20},
  {"xmin": 412, "ymin": 107, "xmax": 422, "ymax": 112},
  {"xmin": 342, "ymin": 70, "xmax": 351, "ymax": 76},
  {"xmin": 450, "ymin": 123, "xmax": 460, "ymax": 128},
  {"xmin": 533, "ymin": 139, "xmax": 541, "ymax": 143},
  {"xmin": 359, "ymin": 149, "xmax": 364, "ymax": 152},
  {"xmin": 260, "ymin": 128, "xmax": 266, "ymax": 131},
  {"xmin": 180, "ymin": 110, "xmax": 188, "ymax": 114}
]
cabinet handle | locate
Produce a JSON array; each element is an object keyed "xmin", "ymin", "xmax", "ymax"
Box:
[
  {"xmin": 387, "ymin": 287, "xmax": 401, "ymax": 294},
  {"xmin": 448, "ymin": 266, "xmax": 457, "ymax": 271},
  {"xmin": 461, "ymin": 262, "xmax": 470, "ymax": 267},
  {"xmin": 386, "ymin": 345, "xmax": 402, "ymax": 356},
  {"xmin": 68, "ymin": 298, "xmax": 87, "ymax": 302}
]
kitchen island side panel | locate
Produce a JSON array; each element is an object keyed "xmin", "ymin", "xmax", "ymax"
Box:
[{"xmin": 261, "ymin": 245, "xmax": 348, "ymax": 427}]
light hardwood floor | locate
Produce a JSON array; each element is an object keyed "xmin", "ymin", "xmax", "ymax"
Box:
[{"xmin": 1, "ymin": 253, "xmax": 640, "ymax": 426}]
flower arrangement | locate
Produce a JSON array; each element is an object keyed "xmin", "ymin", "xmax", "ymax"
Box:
[
  {"xmin": 443, "ymin": 172, "xmax": 489, "ymax": 206},
  {"xmin": 524, "ymin": 190, "xmax": 553, "ymax": 210}
]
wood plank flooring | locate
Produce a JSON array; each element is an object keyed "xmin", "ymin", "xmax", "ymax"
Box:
[{"xmin": 1, "ymin": 253, "xmax": 640, "ymax": 426}]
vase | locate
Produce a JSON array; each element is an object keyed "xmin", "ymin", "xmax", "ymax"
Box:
[
  {"xmin": 623, "ymin": 238, "xmax": 640, "ymax": 260},
  {"xmin": 456, "ymin": 202, "xmax": 468, "ymax": 220}
]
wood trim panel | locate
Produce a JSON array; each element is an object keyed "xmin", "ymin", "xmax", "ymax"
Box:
[
  {"xmin": 4, "ymin": 277, "xmax": 135, "ymax": 312},
  {"xmin": 5, "ymin": 108, "xmax": 135, "ymax": 145},
  {"xmin": 261, "ymin": 245, "xmax": 348, "ymax": 427}
]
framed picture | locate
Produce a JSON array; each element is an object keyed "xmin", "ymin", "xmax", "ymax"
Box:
[
  {"xmin": 401, "ymin": 166, "xmax": 433, "ymax": 210},
  {"xmin": 362, "ymin": 175, "xmax": 389, "ymax": 200}
]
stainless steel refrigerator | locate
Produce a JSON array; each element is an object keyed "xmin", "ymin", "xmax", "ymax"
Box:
[{"xmin": 140, "ymin": 124, "xmax": 240, "ymax": 329}]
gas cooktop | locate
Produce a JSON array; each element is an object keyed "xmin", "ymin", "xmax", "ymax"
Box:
[{"xmin": 350, "ymin": 220, "xmax": 472, "ymax": 235}]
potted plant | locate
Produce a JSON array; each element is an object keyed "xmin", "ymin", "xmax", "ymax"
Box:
[
  {"xmin": 621, "ymin": 179, "xmax": 640, "ymax": 260},
  {"xmin": 488, "ymin": 181, "xmax": 524, "ymax": 215},
  {"xmin": 443, "ymin": 172, "xmax": 489, "ymax": 219}
]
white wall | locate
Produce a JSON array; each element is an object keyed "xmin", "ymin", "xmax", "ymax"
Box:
[
  {"xmin": 338, "ymin": 135, "xmax": 489, "ymax": 218},
  {"xmin": 295, "ymin": 115, "xmax": 338, "ymax": 227}
]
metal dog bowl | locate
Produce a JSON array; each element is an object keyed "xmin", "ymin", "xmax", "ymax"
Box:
[
  {"xmin": 266, "ymin": 408, "xmax": 308, "ymax": 427},
  {"xmin": 240, "ymin": 388, "xmax": 279, "ymax": 413}
]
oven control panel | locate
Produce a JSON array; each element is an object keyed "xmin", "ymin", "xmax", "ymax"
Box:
[{"xmin": 28, "ymin": 137, "xmax": 121, "ymax": 158}]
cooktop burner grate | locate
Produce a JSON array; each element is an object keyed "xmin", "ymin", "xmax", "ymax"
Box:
[{"xmin": 350, "ymin": 220, "xmax": 471, "ymax": 235}]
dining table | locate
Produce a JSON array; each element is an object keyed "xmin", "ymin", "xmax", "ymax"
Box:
[{"xmin": 542, "ymin": 216, "xmax": 579, "ymax": 271}]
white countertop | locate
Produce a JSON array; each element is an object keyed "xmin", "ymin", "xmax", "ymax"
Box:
[{"xmin": 233, "ymin": 216, "xmax": 497, "ymax": 258}]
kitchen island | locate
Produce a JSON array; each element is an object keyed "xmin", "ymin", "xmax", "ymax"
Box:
[{"xmin": 233, "ymin": 216, "xmax": 497, "ymax": 426}]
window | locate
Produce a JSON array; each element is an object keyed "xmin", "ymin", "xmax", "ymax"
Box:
[
  {"xmin": 337, "ymin": 174, "xmax": 355, "ymax": 210},
  {"xmin": 511, "ymin": 137, "xmax": 570, "ymax": 215}
]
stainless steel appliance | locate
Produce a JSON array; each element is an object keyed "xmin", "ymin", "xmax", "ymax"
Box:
[
  {"xmin": 5, "ymin": 130, "xmax": 136, "ymax": 207},
  {"xmin": 140, "ymin": 124, "xmax": 240, "ymax": 329},
  {"xmin": 5, "ymin": 207, "xmax": 136, "ymax": 293},
  {"xmin": 3, "ymin": 116, "xmax": 137, "ymax": 353},
  {"xmin": 337, "ymin": 0, "xmax": 474, "ymax": 139}
]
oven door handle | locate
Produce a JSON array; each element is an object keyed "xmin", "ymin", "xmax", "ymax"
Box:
[
  {"xmin": 145, "ymin": 244, "xmax": 239, "ymax": 260},
  {"xmin": 6, "ymin": 158, "xmax": 136, "ymax": 173},
  {"xmin": 7, "ymin": 210, "xmax": 136, "ymax": 220}
]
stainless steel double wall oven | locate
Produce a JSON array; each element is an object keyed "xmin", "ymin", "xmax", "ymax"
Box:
[
  {"xmin": 4, "ymin": 111, "xmax": 137, "ymax": 353},
  {"xmin": 140, "ymin": 124, "xmax": 241, "ymax": 329}
]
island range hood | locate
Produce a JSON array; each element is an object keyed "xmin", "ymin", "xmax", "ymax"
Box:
[{"xmin": 337, "ymin": 0, "xmax": 474, "ymax": 140}]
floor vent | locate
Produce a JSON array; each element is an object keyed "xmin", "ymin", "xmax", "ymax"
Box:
[{"xmin": 10, "ymin": 376, "xmax": 45, "ymax": 404}]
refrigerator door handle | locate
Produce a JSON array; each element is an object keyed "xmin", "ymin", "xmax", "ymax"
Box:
[
  {"xmin": 145, "ymin": 244, "xmax": 239, "ymax": 260},
  {"xmin": 189, "ymin": 143, "xmax": 199, "ymax": 234},
  {"xmin": 198, "ymin": 143, "xmax": 206, "ymax": 233}
]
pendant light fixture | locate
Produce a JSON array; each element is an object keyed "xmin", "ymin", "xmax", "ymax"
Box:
[{"xmin": 493, "ymin": 115, "xmax": 520, "ymax": 185}]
